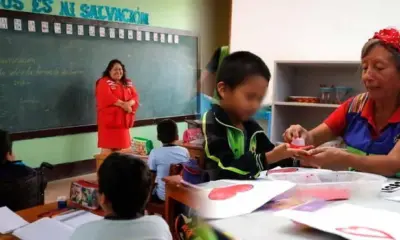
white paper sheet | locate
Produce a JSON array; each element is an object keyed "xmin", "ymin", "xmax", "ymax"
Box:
[
  {"xmin": 127, "ymin": 30, "xmax": 133, "ymax": 39},
  {"xmin": 197, "ymin": 180, "xmax": 295, "ymax": 219},
  {"xmin": 119, "ymin": 29, "xmax": 124, "ymax": 39},
  {"xmin": 276, "ymin": 203, "xmax": 400, "ymax": 240},
  {"xmin": 14, "ymin": 19, "xmax": 22, "ymax": 31},
  {"xmin": 0, "ymin": 206, "xmax": 28, "ymax": 234},
  {"xmin": 28, "ymin": 20, "xmax": 36, "ymax": 32},
  {"xmin": 66, "ymin": 24, "xmax": 73, "ymax": 35},
  {"xmin": 0, "ymin": 17, "xmax": 8, "ymax": 29},
  {"xmin": 13, "ymin": 217, "xmax": 73, "ymax": 240}
]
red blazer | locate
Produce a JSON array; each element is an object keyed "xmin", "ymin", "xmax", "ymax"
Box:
[{"xmin": 96, "ymin": 77, "xmax": 139, "ymax": 129}]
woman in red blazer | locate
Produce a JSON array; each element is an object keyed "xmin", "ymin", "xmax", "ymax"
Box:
[{"xmin": 96, "ymin": 59, "xmax": 139, "ymax": 154}]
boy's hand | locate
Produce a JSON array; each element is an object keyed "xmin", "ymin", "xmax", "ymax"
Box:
[{"xmin": 266, "ymin": 143, "xmax": 313, "ymax": 164}]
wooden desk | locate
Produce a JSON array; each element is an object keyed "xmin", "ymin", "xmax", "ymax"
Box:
[
  {"xmin": 16, "ymin": 202, "xmax": 104, "ymax": 223},
  {"xmin": 175, "ymin": 140, "xmax": 205, "ymax": 169},
  {"xmin": 163, "ymin": 175, "xmax": 199, "ymax": 237}
]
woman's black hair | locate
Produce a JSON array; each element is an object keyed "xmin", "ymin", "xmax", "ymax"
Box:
[
  {"xmin": 0, "ymin": 129, "xmax": 12, "ymax": 165},
  {"xmin": 102, "ymin": 59, "xmax": 128, "ymax": 85},
  {"xmin": 98, "ymin": 152, "xmax": 151, "ymax": 219}
]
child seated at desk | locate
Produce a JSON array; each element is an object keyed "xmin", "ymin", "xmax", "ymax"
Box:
[
  {"xmin": 70, "ymin": 152, "xmax": 172, "ymax": 240},
  {"xmin": 0, "ymin": 129, "xmax": 44, "ymax": 211},
  {"xmin": 0, "ymin": 129, "xmax": 30, "ymax": 176},
  {"xmin": 148, "ymin": 119, "xmax": 190, "ymax": 202},
  {"xmin": 202, "ymin": 51, "xmax": 311, "ymax": 180}
]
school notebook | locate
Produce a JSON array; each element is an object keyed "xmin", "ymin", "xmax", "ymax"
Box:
[
  {"xmin": 13, "ymin": 217, "xmax": 74, "ymax": 240},
  {"xmin": 0, "ymin": 206, "xmax": 28, "ymax": 234}
]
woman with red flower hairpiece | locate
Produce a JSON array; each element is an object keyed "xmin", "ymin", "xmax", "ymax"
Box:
[{"xmin": 283, "ymin": 28, "xmax": 400, "ymax": 177}]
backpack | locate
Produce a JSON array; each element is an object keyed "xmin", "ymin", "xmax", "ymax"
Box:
[{"xmin": 182, "ymin": 159, "xmax": 208, "ymax": 185}]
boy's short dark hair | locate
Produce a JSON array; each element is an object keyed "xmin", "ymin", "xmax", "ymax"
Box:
[
  {"xmin": 216, "ymin": 51, "xmax": 271, "ymax": 93},
  {"xmin": 157, "ymin": 119, "xmax": 178, "ymax": 144},
  {"xmin": 0, "ymin": 129, "xmax": 12, "ymax": 165},
  {"xmin": 98, "ymin": 152, "xmax": 151, "ymax": 218}
]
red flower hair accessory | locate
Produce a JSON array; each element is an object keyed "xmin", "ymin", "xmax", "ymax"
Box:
[{"xmin": 372, "ymin": 28, "xmax": 400, "ymax": 51}]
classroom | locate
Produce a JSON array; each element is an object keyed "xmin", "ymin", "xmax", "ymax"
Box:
[{"xmin": 2, "ymin": 0, "xmax": 400, "ymax": 239}]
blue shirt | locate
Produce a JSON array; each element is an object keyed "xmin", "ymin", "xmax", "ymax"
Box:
[{"xmin": 148, "ymin": 145, "xmax": 189, "ymax": 200}]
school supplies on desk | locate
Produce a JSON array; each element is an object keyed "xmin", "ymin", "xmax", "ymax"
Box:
[
  {"xmin": 268, "ymin": 171, "xmax": 385, "ymax": 199},
  {"xmin": 0, "ymin": 207, "xmax": 28, "ymax": 234},
  {"xmin": 381, "ymin": 181, "xmax": 400, "ymax": 193},
  {"xmin": 276, "ymin": 203, "xmax": 400, "ymax": 240},
  {"xmin": 53, "ymin": 210, "xmax": 102, "ymax": 229},
  {"xmin": 70, "ymin": 180, "xmax": 99, "ymax": 210},
  {"xmin": 196, "ymin": 180, "xmax": 296, "ymax": 219}
]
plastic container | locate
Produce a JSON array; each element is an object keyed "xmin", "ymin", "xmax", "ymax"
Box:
[
  {"xmin": 335, "ymin": 86, "xmax": 352, "ymax": 104},
  {"xmin": 57, "ymin": 196, "xmax": 67, "ymax": 209},
  {"xmin": 268, "ymin": 171, "xmax": 386, "ymax": 199},
  {"xmin": 320, "ymin": 87, "xmax": 334, "ymax": 104}
]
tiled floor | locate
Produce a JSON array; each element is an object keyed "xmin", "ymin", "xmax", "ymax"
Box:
[{"xmin": 45, "ymin": 173, "xmax": 96, "ymax": 203}]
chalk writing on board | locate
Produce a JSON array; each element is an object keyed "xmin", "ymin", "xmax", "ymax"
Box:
[
  {"xmin": 0, "ymin": 58, "xmax": 36, "ymax": 64},
  {"xmin": 13, "ymin": 79, "xmax": 31, "ymax": 86},
  {"xmin": 5, "ymin": 67, "xmax": 84, "ymax": 77}
]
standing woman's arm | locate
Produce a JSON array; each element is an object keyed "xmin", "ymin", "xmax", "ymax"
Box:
[
  {"xmin": 96, "ymin": 79, "xmax": 125, "ymax": 109},
  {"xmin": 127, "ymin": 85, "xmax": 140, "ymax": 112}
]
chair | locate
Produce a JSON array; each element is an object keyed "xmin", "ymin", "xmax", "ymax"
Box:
[{"xmin": 146, "ymin": 163, "xmax": 183, "ymax": 217}]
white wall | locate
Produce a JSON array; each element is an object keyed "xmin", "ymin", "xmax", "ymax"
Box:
[{"xmin": 230, "ymin": 0, "xmax": 400, "ymax": 104}]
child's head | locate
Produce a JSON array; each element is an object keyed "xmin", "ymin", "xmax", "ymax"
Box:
[
  {"xmin": 157, "ymin": 119, "xmax": 178, "ymax": 144},
  {"xmin": 0, "ymin": 129, "xmax": 14, "ymax": 165},
  {"xmin": 216, "ymin": 51, "xmax": 271, "ymax": 122},
  {"xmin": 98, "ymin": 152, "xmax": 151, "ymax": 218}
]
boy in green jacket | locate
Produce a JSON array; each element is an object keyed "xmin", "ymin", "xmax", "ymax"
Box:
[{"xmin": 202, "ymin": 51, "xmax": 311, "ymax": 180}]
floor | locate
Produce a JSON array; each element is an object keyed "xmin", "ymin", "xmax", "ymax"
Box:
[{"xmin": 45, "ymin": 173, "xmax": 96, "ymax": 203}]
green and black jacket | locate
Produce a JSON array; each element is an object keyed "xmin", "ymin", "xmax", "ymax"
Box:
[{"xmin": 202, "ymin": 104, "xmax": 295, "ymax": 180}]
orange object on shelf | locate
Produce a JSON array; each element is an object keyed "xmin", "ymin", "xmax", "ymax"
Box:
[{"xmin": 287, "ymin": 96, "xmax": 320, "ymax": 103}]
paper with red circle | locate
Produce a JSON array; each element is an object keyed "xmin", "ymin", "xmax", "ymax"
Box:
[
  {"xmin": 336, "ymin": 226, "xmax": 394, "ymax": 239},
  {"xmin": 208, "ymin": 184, "xmax": 254, "ymax": 200}
]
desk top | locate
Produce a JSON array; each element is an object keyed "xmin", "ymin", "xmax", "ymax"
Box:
[
  {"xmin": 163, "ymin": 175, "xmax": 199, "ymax": 210},
  {"xmin": 207, "ymin": 179, "xmax": 400, "ymax": 240},
  {"xmin": 175, "ymin": 140, "xmax": 203, "ymax": 150},
  {"xmin": 16, "ymin": 202, "xmax": 104, "ymax": 223}
]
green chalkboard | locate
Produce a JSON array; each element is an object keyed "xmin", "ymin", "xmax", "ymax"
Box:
[{"xmin": 0, "ymin": 13, "xmax": 198, "ymax": 134}]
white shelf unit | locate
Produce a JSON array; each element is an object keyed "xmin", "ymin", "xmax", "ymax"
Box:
[{"xmin": 270, "ymin": 61, "xmax": 363, "ymax": 143}]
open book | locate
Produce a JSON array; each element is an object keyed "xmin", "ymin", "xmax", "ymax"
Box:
[
  {"xmin": 13, "ymin": 217, "xmax": 74, "ymax": 240},
  {"xmin": 0, "ymin": 207, "xmax": 102, "ymax": 240}
]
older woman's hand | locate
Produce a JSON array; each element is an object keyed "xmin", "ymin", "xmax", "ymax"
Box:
[
  {"xmin": 299, "ymin": 147, "xmax": 349, "ymax": 170},
  {"xmin": 283, "ymin": 124, "xmax": 311, "ymax": 144}
]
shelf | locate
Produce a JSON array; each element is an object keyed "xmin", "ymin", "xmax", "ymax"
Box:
[
  {"xmin": 274, "ymin": 101, "xmax": 340, "ymax": 108},
  {"xmin": 270, "ymin": 62, "xmax": 359, "ymax": 142}
]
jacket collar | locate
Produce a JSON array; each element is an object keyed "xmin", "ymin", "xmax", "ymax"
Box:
[{"xmin": 211, "ymin": 104, "xmax": 263, "ymax": 134}]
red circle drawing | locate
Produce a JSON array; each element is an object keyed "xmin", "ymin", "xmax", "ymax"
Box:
[
  {"xmin": 336, "ymin": 226, "xmax": 394, "ymax": 239},
  {"xmin": 208, "ymin": 184, "xmax": 254, "ymax": 200}
]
